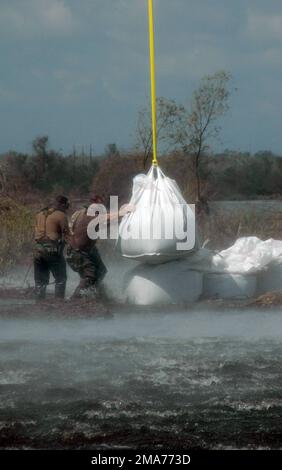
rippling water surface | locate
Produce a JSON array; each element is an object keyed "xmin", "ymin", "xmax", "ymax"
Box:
[{"xmin": 0, "ymin": 309, "xmax": 282, "ymax": 449}]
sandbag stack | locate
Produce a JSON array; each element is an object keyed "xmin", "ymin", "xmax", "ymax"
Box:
[
  {"xmin": 117, "ymin": 166, "xmax": 202, "ymax": 305},
  {"xmin": 118, "ymin": 168, "xmax": 282, "ymax": 306},
  {"xmin": 118, "ymin": 166, "xmax": 199, "ymax": 263}
]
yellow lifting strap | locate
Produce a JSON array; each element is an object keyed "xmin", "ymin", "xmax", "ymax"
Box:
[{"xmin": 148, "ymin": 0, "xmax": 158, "ymax": 166}]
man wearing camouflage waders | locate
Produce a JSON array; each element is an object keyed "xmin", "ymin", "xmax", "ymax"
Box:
[
  {"xmin": 34, "ymin": 195, "xmax": 70, "ymax": 301},
  {"xmin": 66, "ymin": 195, "xmax": 108, "ymax": 299}
]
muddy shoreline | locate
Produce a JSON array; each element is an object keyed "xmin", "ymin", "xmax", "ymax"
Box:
[{"xmin": 1, "ymin": 287, "xmax": 282, "ymax": 318}]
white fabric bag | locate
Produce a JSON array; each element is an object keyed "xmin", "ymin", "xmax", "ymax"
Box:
[
  {"xmin": 203, "ymin": 273, "xmax": 257, "ymax": 299},
  {"xmin": 211, "ymin": 237, "xmax": 282, "ymax": 274},
  {"xmin": 118, "ymin": 166, "xmax": 199, "ymax": 263},
  {"xmin": 124, "ymin": 260, "xmax": 203, "ymax": 305},
  {"xmin": 257, "ymin": 260, "xmax": 282, "ymax": 294}
]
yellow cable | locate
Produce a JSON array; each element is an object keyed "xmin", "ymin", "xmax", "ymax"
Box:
[{"xmin": 148, "ymin": 0, "xmax": 158, "ymax": 166}]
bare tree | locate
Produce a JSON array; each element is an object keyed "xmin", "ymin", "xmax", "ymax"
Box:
[
  {"xmin": 175, "ymin": 71, "xmax": 232, "ymax": 202},
  {"xmin": 136, "ymin": 71, "xmax": 232, "ymax": 202},
  {"xmin": 136, "ymin": 97, "xmax": 182, "ymax": 167}
]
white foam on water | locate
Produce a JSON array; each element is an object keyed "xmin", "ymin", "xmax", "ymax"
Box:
[{"xmin": 0, "ymin": 370, "xmax": 30, "ymax": 385}]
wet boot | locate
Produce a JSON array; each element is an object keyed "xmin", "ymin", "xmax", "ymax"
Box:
[
  {"xmin": 70, "ymin": 284, "xmax": 83, "ymax": 299},
  {"xmin": 70, "ymin": 279, "xmax": 96, "ymax": 300},
  {"xmin": 34, "ymin": 284, "xmax": 47, "ymax": 302},
  {"xmin": 70, "ymin": 278, "xmax": 88, "ymax": 300},
  {"xmin": 80, "ymin": 285, "xmax": 97, "ymax": 299},
  {"xmin": 55, "ymin": 281, "xmax": 66, "ymax": 300}
]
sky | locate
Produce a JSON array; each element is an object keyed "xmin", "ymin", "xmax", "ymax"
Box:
[{"xmin": 0, "ymin": 0, "xmax": 282, "ymax": 155}]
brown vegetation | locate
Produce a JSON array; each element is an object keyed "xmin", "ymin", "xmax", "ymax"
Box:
[
  {"xmin": 2, "ymin": 139, "xmax": 282, "ymax": 273},
  {"xmin": 0, "ymin": 197, "xmax": 33, "ymax": 273},
  {"xmin": 248, "ymin": 291, "xmax": 282, "ymax": 308}
]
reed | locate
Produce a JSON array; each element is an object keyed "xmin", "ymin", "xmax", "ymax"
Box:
[{"xmin": 0, "ymin": 197, "xmax": 33, "ymax": 273}]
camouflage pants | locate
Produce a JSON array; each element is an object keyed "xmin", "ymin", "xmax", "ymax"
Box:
[
  {"xmin": 66, "ymin": 245, "xmax": 107, "ymax": 297},
  {"xmin": 34, "ymin": 241, "xmax": 67, "ymax": 300}
]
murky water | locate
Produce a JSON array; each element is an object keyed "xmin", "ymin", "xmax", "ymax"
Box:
[{"xmin": 0, "ymin": 309, "xmax": 282, "ymax": 449}]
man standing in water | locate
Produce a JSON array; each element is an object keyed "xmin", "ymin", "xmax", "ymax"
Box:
[
  {"xmin": 34, "ymin": 195, "xmax": 70, "ymax": 301},
  {"xmin": 66, "ymin": 195, "xmax": 108, "ymax": 299},
  {"xmin": 67, "ymin": 195, "xmax": 132, "ymax": 299}
]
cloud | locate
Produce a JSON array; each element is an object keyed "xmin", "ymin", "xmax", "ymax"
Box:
[
  {"xmin": 247, "ymin": 10, "xmax": 282, "ymax": 41},
  {"xmin": 0, "ymin": 0, "xmax": 78, "ymax": 38},
  {"xmin": 52, "ymin": 67, "xmax": 96, "ymax": 102},
  {"xmin": 1, "ymin": 0, "xmax": 282, "ymax": 155}
]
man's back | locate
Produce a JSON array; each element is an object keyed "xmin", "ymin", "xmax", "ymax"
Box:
[
  {"xmin": 69, "ymin": 209, "xmax": 95, "ymax": 251},
  {"xmin": 35, "ymin": 209, "xmax": 69, "ymax": 242}
]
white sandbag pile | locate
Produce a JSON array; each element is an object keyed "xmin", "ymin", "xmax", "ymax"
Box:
[
  {"xmin": 210, "ymin": 237, "xmax": 282, "ymax": 274},
  {"xmin": 120, "ymin": 173, "xmax": 282, "ymax": 305},
  {"xmin": 118, "ymin": 165, "xmax": 202, "ymax": 305},
  {"xmin": 202, "ymin": 237, "xmax": 282, "ymax": 300},
  {"xmin": 257, "ymin": 261, "xmax": 282, "ymax": 294},
  {"xmin": 203, "ymin": 273, "xmax": 257, "ymax": 300},
  {"xmin": 118, "ymin": 166, "xmax": 199, "ymax": 263},
  {"xmin": 124, "ymin": 260, "xmax": 203, "ymax": 306}
]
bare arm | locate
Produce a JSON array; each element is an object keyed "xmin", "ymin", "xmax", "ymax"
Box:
[{"xmin": 88, "ymin": 204, "xmax": 135, "ymax": 226}]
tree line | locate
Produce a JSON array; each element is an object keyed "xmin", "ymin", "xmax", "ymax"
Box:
[{"xmin": 0, "ymin": 136, "xmax": 100, "ymax": 200}]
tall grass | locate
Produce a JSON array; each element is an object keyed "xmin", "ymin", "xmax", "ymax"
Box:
[
  {"xmin": 199, "ymin": 209, "xmax": 282, "ymax": 250},
  {"xmin": 1, "ymin": 194, "xmax": 282, "ymax": 275},
  {"xmin": 0, "ymin": 198, "xmax": 33, "ymax": 274}
]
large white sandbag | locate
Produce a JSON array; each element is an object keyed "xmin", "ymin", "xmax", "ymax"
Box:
[
  {"xmin": 203, "ymin": 273, "xmax": 257, "ymax": 299},
  {"xmin": 211, "ymin": 237, "xmax": 282, "ymax": 274},
  {"xmin": 124, "ymin": 260, "xmax": 203, "ymax": 305},
  {"xmin": 118, "ymin": 165, "xmax": 199, "ymax": 263},
  {"xmin": 257, "ymin": 261, "xmax": 282, "ymax": 294}
]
